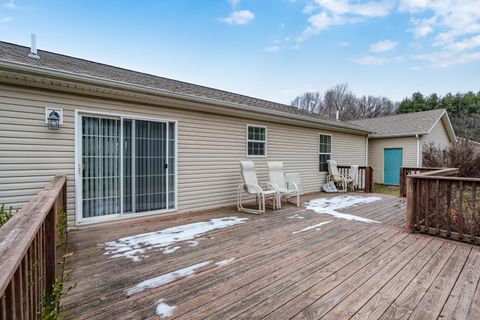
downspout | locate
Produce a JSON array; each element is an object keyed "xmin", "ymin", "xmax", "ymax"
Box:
[
  {"xmin": 365, "ymin": 136, "xmax": 369, "ymax": 166},
  {"xmin": 416, "ymin": 134, "xmax": 420, "ymax": 167}
]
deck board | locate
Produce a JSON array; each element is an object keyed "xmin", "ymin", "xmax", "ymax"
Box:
[{"xmin": 61, "ymin": 192, "xmax": 479, "ymax": 319}]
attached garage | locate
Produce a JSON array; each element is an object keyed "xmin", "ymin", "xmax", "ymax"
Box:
[{"xmin": 350, "ymin": 109, "xmax": 457, "ymax": 185}]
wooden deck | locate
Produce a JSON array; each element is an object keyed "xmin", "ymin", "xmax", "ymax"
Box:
[{"xmin": 61, "ymin": 193, "xmax": 480, "ymax": 319}]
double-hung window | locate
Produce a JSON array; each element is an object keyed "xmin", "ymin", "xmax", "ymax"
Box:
[
  {"xmin": 247, "ymin": 125, "xmax": 267, "ymax": 157},
  {"xmin": 319, "ymin": 134, "xmax": 332, "ymax": 172}
]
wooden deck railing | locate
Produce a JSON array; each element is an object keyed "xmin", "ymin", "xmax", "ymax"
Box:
[
  {"xmin": 0, "ymin": 176, "xmax": 67, "ymax": 319},
  {"xmin": 400, "ymin": 167, "xmax": 447, "ymax": 197},
  {"xmin": 406, "ymin": 169, "xmax": 480, "ymax": 244},
  {"xmin": 337, "ymin": 165, "xmax": 373, "ymax": 193}
]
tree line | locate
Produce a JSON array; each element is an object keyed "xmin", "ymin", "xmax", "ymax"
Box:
[
  {"xmin": 397, "ymin": 91, "xmax": 480, "ymax": 140},
  {"xmin": 290, "ymin": 83, "xmax": 397, "ymax": 121},
  {"xmin": 290, "ymin": 84, "xmax": 480, "ymax": 140}
]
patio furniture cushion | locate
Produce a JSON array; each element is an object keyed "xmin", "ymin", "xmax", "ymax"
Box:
[{"xmin": 322, "ymin": 181, "xmax": 338, "ymax": 193}]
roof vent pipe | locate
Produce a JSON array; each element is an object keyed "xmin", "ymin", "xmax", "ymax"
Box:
[
  {"xmin": 336, "ymin": 110, "xmax": 340, "ymax": 121},
  {"xmin": 28, "ymin": 34, "xmax": 40, "ymax": 59}
]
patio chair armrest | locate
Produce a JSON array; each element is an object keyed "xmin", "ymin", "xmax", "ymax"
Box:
[
  {"xmin": 287, "ymin": 181, "xmax": 299, "ymax": 192},
  {"xmin": 265, "ymin": 182, "xmax": 279, "ymax": 191},
  {"xmin": 239, "ymin": 183, "xmax": 264, "ymax": 194}
]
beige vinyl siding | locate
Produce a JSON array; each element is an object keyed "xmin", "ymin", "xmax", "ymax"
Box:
[
  {"xmin": 0, "ymin": 84, "xmax": 366, "ymax": 226},
  {"xmin": 368, "ymin": 137, "xmax": 418, "ymax": 184},
  {"xmin": 421, "ymin": 119, "xmax": 452, "ymax": 151}
]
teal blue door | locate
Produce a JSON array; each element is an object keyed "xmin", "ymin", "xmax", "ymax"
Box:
[{"xmin": 384, "ymin": 148, "xmax": 403, "ymax": 185}]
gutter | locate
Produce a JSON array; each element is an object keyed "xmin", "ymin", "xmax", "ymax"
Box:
[
  {"xmin": 368, "ymin": 132, "xmax": 429, "ymax": 139},
  {"xmin": 416, "ymin": 134, "xmax": 421, "ymax": 167},
  {"xmin": 0, "ymin": 59, "xmax": 370, "ymax": 135}
]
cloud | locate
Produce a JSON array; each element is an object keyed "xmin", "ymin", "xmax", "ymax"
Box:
[
  {"xmin": 408, "ymin": 16, "xmax": 437, "ymax": 38},
  {"xmin": 416, "ymin": 50, "xmax": 480, "ymax": 67},
  {"xmin": 297, "ymin": 1, "xmax": 395, "ymax": 41},
  {"xmin": 303, "ymin": 3, "xmax": 316, "ymax": 14},
  {"xmin": 339, "ymin": 41, "xmax": 350, "ymax": 47},
  {"xmin": 229, "ymin": 0, "xmax": 241, "ymax": 8},
  {"xmin": 370, "ymin": 40, "xmax": 399, "ymax": 52},
  {"xmin": 0, "ymin": 16, "xmax": 12, "ymax": 23},
  {"xmin": 353, "ymin": 55, "xmax": 403, "ymax": 65},
  {"xmin": 297, "ymin": 11, "xmax": 359, "ymax": 41},
  {"xmin": 315, "ymin": 0, "xmax": 394, "ymax": 18},
  {"xmin": 398, "ymin": 0, "xmax": 480, "ymax": 67},
  {"xmin": 265, "ymin": 45, "xmax": 280, "ymax": 52},
  {"xmin": 400, "ymin": 0, "xmax": 480, "ymax": 45},
  {"xmin": 221, "ymin": 10, "xmax": 255, "ymax": 25},
  {"xmin": 3, "ymin": 0, "xmax": 17, "ymax": 9},
  {"xmin": 446, "ymin": 34, "xmax": 480, "ymax": 51},
  {"xmin": 398, "ymin": 0, "xmax": 430, "ymax": 13}
]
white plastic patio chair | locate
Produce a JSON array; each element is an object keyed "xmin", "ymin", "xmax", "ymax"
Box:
[
  {"xmin": 327, "ymin": 159, "xmax": 353, "ymax": 192},
  {"xmin": 267, "ymin": 161, "xmax": 300, "ymax": 209},
  {"xmin": 237, "ymin": 161, "xmax": 277, "ymax": 214}
]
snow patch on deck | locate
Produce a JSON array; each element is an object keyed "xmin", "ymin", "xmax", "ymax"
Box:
[
  {"xmin": 216, "ymin": 258, "xmax": 235, "ymax": 267},
  {"xmin": 101, "ymin": 216, "xmax": 248, "ymax": 262},
  {"xmin": 292, "ymin": 220, "xmax": 332, "ymax": 234},
  {"xmin": 156, "ymin": 300, "xmax": 177, "ymax": 317},
  {"xmin": 305, "ymin": 195, "xmax": 382, "ymax": 224},
  {"xmin": 287, "ymin": 214, "xmax": 304, "ymax": 219},
  {"xmin": 125, "ymin": 260, "xmax": 212, "ymax": 296},
  {"xmin": 188, "ymin": 240, "xmax": 199, "ymax": 247}
]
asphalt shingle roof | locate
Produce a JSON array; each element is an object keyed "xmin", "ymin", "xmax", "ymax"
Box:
[
  {"xmin": 348, "ymin": 109, "xmax": 446, "ymax": 137},
  {"xmin": 0, "ymin": 41, "xmax": 367, "ymax": 132}
]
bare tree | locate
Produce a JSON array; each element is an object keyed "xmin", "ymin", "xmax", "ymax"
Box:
[
  {"xmin": 355, "ymin": 95, "xmax": 396, "ymax": 119},
  {"xmin": 291, "ymin": 92, "xmax": 323, "ymax": 113},
  {"xmin": 323, "ymin": 83, "xmax": 356, "ymax": 119},
  {"xmin": 290, "ymin": 83, "xmax": 397, "ymax": 121}
]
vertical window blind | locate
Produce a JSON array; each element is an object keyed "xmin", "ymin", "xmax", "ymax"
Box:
[{"xmin": 81, "ymin": 116, "xmax": 176, "ymax": 219}]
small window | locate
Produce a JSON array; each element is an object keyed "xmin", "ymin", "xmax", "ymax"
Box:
[
  {"xmin": 247, "ymin": 125, "xmax": 267, "ymax": 156},
  {"xmin": 319, "ymin": 134, "xmax": 332, "ymax": 172}
]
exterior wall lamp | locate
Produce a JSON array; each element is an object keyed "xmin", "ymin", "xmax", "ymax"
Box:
[{"xmin": 45, "ymin": 107, "xmax": 63, "ymax": 130}]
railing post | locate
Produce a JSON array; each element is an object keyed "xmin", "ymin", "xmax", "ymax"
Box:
[
  {"xmin": 400, "ymin": 167, "xmax": 405, "ymax": 197},
  {"xmin": 365, "ymin": 166, "xmax": 373, "ymax": 193},
  {"xmin": 44, "ymin": 206, "xmax": 57, "ymax": 296},
  {"xmin": 406, "ymin": 176, "xmax": 415, "ymax": 233}
]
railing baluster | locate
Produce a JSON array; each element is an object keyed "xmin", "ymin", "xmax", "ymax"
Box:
[
  {"xmin": 435, "ymin": 179, "xmax": 440, "ymax": 234},
  {"xmin": 22, "ymin": 256, "xmax": 29, "ymax": 320},
  {"xmin": 16, "ymin": 267, "xmax": 24, "ymax": 320},
  {"xmin": 458, "ymin": 181, "xmax": 464, "ymax": 240},
  {"xmin": 33, "ymin": 235, "xmax": 38, "ymax": 319},
  {"xmin": 447, "ymin": 181, "xmax": 452, "ymax": 238},
  {"xmin": 7, "ymin": 281, "xmax": 14, "ymax": 320},
  {"xmin": 1, "ymin": 293, "xmax": 6, "ymax": 319},
  {"xmin": 27, "ymin": 246, "xmax": 33, "ymax": 320},
  {"xmin": 473, "ymin": 182, "xmax": 477, "ymax": 244},
  {"xmin": 424, "ymin": 180, "xmax": 429, "ymax": 229},
  {"xmin": 416, "ymin": 178, "xmax": 421, "ymax": 229}
]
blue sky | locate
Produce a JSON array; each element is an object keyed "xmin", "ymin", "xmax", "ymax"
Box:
[{"xmin": 0, "ymin": 0, "xmax": 479, "ymax": 104}]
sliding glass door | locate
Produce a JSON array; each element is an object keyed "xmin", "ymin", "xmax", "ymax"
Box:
[{"xmin": 80, "ymin": 115, "xmax": 176, "ymax": 221}]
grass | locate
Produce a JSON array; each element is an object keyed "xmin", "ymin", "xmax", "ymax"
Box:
[{"xmin": 373, "ymin": 184, "xmax": 400, "ymax": 196}]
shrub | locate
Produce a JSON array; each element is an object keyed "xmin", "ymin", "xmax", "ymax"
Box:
[
  {"xmin": 0, "ymin": 204, "xmax": 14, "ymax": 227},
  {"xmin": 423, "ymin": 139, "xmax": 480, "ymax": 177}
]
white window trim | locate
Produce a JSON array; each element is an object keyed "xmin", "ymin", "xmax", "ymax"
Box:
[
  {"xmin": 246, "ymin": 124, "xmax": 267, "ymax": 158},
  {"xmin": 74, "ymin": 109, "xmax": 179, "ymax": 226},
  {"xmin": 318, "ymin": 133, "xmax": 332, "ymax": 173}
]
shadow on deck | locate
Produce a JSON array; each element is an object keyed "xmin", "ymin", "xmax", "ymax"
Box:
[{"xmin": 61, "ymin": 192, "xmax": 480, "ymax": 319}]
